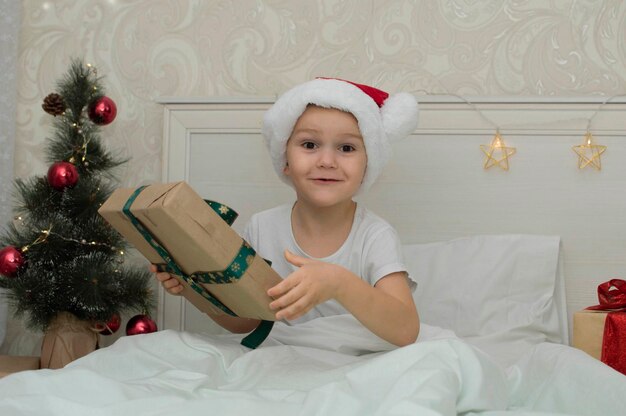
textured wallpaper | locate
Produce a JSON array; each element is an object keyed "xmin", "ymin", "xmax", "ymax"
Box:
[
  {"xmin": 0, "ymin": 0, "xmax": 21, "ymax": 349},
  {"xmin": 1, "ymin": 0, "xmax": 19, "ymax": 223},
  {"xmin": 14, "ymin": 0, "xmax": 626, "ymax": 186}
]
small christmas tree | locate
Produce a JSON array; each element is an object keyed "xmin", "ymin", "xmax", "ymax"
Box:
[{"xmin": 0, "ymin": 58, "xmax": 154, "ymax": 337}]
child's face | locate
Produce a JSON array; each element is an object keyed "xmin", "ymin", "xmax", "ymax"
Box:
[{"xmin": 284, "ymin": 105, "xmax": 367, "ymax": 208}]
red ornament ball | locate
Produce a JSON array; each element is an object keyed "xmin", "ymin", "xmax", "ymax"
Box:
[
  {"xmin": 97, "ymin": 313, "xmax": 122, "ymax": 336},
  {"xmin": 0, "ymin": 246, "xmax": 25, "ymax": 277},
  {"xmin": 47, "ymin": 161, "xmax": 79, "ymax": 191},
  {"xmin": 88, "ymin": 96, "xmax": 117, "ymax": 125},
  {"xmin": 126, "ymin": 314, "xmax": 157, "ymax": 336}
]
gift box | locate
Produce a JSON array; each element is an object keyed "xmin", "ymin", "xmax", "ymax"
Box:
[
  {"xmin": 0, "ymin": 355, "xmax": 40, "ymax": 378},
  {"xmin": 573, "ymin": 310, "xmax": 607, "ymax": 360},
  {"xmin": 573, "ymin": 279, "xmax": 626, "ymax": 375},
  {"xmin": 98, "ymin": 181, "xmax": 282, "ymax": 325},
  {"xmin": 40, "ymin": 311, "xmax": 99, "ymax": 370}
]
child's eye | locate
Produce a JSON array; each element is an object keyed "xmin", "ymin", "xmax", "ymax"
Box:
[
  {"xmin": 340, "ymin": 144, "xmax": 356, "ymax": 152},
  {"xmin": 302, "ymin": 141, "xmax": 317, "ymax": 149}
]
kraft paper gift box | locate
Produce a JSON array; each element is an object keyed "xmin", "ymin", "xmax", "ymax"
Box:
[
  {"xmin": 573, "ymin": 310, "xmax": 607, "ymax": 360},
  {"xmin": 0, "ymin": 355, "xmax": 40, "ymax": 378},
  {"xmin": 98, "ymin": 181, "xmax": 282, "ymax": 327},
  {"xmin": 573, "ymin": 308, "xmax": 626, "ymax": 375},
  {"xmin": 39, "ymin": 311, "xmax": 99, "ymax": 370}
]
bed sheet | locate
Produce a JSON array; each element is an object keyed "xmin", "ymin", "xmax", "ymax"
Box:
[{"xmin": 0, "ymin": 315, "xmax": 624, "ymax": 416}]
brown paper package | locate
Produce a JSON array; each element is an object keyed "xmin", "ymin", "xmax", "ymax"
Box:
[
  {"xmin": 98, "ymin": 181, "xmax": 282, "ymax": 321},
  {"xmin": 40, "ymin": 312, "xmax": 99, "ymax": 370},
  {"xmin": 572, "ymin": 310, "xmax": 607, "ymax": 360}
]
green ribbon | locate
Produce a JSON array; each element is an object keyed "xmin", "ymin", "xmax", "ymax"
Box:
[
  {"xmin": 189, "ymin": 240, "xmax": 256, "ymax": 285},
  {"xmin": 205, "ymin": 200, "xmax": 238, "ymax": 226},
  {"xmin": 122, "ymin": 185, "xmax": 274, "ymax": 349}
]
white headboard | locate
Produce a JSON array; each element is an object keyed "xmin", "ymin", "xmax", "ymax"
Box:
[{"xmin": 158, "ymin": 97, "xmax": 626, "ymax": 341}]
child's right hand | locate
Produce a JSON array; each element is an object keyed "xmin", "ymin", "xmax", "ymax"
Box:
[{"xmin": 149, "ymin": 264, "xmax": 184, "ymax": 295}]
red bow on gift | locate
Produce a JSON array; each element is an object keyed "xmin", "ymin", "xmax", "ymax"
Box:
[
  {"xmin": 586, "ymin": 279, "xmax": 626, "ymax": 375},
  {"xmin": 587, "ymin": 279, "xmax": 626, "ymax": 311}
]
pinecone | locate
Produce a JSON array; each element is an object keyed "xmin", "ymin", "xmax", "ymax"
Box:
[{"xmin": 42, "ymin": 93, "xmax": 66, "ymax": 116}]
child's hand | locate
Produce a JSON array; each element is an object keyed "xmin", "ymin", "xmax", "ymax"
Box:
[
  {"xmin": 149, "ymin": 264, "xmax": 183, "ymax": 295},
  {"xmin": 267, "ymin": 250, "xmax": 344, "ymax": 321}
]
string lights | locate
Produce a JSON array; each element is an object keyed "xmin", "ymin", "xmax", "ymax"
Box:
[
  {"xmin": 15, "ymin": 222, "xmax": 121, "ymax": 255},
  {"xmin": 52, "ymin": 62, "xmax": 111, "ymax": 171},
  {"xmin": 411, "ymin": 89, "xmax": 624, "ymax": 172}
]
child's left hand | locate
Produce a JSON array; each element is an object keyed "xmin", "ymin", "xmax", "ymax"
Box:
[{"xmin": 267, "ymin": 250, "xmax": 345, "ymax": 321}]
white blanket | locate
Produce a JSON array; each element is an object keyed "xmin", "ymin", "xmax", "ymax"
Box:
[{"xmin": 0, "ymin": 316, "xmax": 624, "ymax": 416}]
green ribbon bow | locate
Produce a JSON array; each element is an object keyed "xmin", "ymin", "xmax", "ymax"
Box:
[{"xmin": 122, "ymin": 186, "xmax": 274, "ymax": 349}]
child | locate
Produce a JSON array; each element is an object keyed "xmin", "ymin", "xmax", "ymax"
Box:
[{"xmin": 153, "ymin": 78, "xmax": 420, "ymax": 346}]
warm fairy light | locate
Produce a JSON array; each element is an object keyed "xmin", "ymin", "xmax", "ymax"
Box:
[
  {"xmin": 116, "ymin": 249, "xmax": 126, "ymax": 264},
  {"xmin": 573, "ymin": 132, "xmax": 606, "ymax": 171},
  {"xmin": 86, "ymin": 63, "xmax": 97, "ymax": 75},
  {"xmin": 480, "ymin": 131, "xmax": 516, "ymax": 171}
]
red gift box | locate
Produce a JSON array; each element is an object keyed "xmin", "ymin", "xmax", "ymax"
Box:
[{"xmin": 574, "ymin": 279, "xmax": 626, "ymax": 375}]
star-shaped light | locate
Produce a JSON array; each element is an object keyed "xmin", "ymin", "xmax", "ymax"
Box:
[
  {"xmin": 573, "ymin": 132, "xmax": 606, "ymax": 170},
  {"xmin": 480, "ymin": 132, "xmax": 516, "ymax": 170}
]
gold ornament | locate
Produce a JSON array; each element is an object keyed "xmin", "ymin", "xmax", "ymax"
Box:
[
  {"xmin": 573, "ymin": 132, "xmax": 606, "ymax": 170},
  {"xmin": 480, "ymin": 132, "xmax": 516, "ymax": 171}
]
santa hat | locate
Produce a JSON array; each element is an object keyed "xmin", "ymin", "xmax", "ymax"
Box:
[{"xmin": 262, "ymin": 78, "xmax": 418, "ymax": 193}]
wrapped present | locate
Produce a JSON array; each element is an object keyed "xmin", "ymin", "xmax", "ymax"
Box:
[
  {"xmin": 40, "ymin": 311, "xmax": 99, "ymax": 369},
  {"xmin": 573, "ymin": 279, "xmax": 626, "ymax": 375},
  {"xmin": 573, "ymin": 310, "xmax": 609, "ymax": 359},
  {"xmin": 0, "ymin": 355, "xmax": 40, "ymax": 378},
  {"xmin": 98, "ymin": 181, "xmax": 282, "ymax": 348}
]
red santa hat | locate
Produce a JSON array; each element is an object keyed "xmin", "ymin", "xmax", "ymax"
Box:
[{"xmin": 262, "ymin": 78, "xmax": 419, "ymax": 193}]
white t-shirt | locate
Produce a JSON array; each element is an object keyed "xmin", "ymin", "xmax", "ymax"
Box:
[{"xmin": 242, "ymin": 203, "xmax": 416, "ymax": 324}]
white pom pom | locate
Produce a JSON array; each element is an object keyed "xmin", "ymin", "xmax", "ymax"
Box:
[{"xmin": 381, "ymin": 93, "xmax": 419, "ymax": 142}]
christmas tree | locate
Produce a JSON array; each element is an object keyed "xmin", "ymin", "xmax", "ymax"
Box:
[{"xmin": 0, "ymin": 58, "xmax": 155, "ymax": 336}]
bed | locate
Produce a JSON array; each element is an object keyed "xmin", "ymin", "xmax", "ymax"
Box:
[{"xmin": 1, "ymin": 97, "xmax": 625, "ymax": 415}]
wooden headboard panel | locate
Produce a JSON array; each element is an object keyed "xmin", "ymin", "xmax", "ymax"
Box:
[{"xmin": 158, "ymin": 97, "xmax": 626, "ymax": 341}]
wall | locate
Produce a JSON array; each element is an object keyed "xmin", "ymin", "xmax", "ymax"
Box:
[
  {"xmin": 15, "ymin": 0, "xmax": 626, "ymax": 184},
  {"xmin": 0, "ymin": 0, "xmax": 21, "ymax": 348}
]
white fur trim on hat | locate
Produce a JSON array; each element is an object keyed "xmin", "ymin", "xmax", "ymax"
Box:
[{"xmin": 262, "ymin": 78, "xmax": 418, "ymax": 193}]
